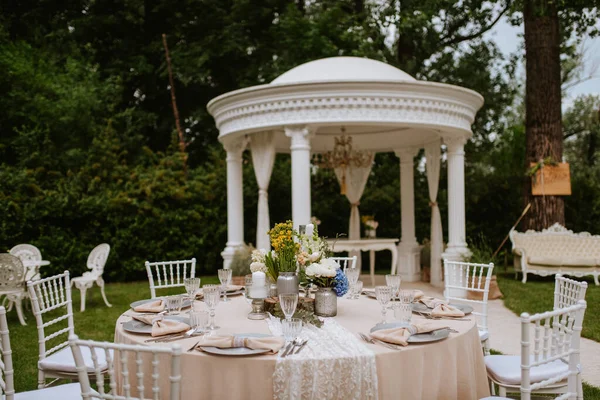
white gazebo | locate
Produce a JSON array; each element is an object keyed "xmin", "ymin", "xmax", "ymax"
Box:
[{"xmin": 207, "ymin": 56, "xmax": 483, "ymax": 286}]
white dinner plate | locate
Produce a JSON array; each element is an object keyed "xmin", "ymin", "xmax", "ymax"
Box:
[
  {"xmin": 130, "ymin": 298, "xmax": 193, "ymax": 310},
  {"xmin": 199, "ymin": 333, "xmax": 272, "ymax": 356},
  {"xmin": 369, "ymin": 322, "xmax": 451, "ymax": 343},
  {"xmin": 122, "ymin": 316, "xmax": 190, "ymax": 335},
  {"xmin": 412, "ymin": 302, "xmax": 473, "ymax": 315}
]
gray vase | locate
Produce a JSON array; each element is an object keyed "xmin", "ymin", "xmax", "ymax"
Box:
[
  {"xmin": 314, "ymin": 287, "xmax": 337, "ymax": 317},
  {"xmin": 276, "ymin": 272, "xmax": 299, "ymax": 295}
]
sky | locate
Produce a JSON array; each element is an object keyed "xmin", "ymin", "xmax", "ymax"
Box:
[{"xmin": 487, "ymin": 18, "xmax": 600, "ymax": 108}]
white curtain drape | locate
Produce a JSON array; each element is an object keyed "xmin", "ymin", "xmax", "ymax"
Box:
[
  {"xmin": 334, "ymin": 158, "xmax": 374, "ymax": 242},
  {"xmin": 251, "ymin": 131, "xmax": 276, "ymax": 250},
  {"xmin": 425, "ymin": 140, "xmax": 444, "ymax": 286}
]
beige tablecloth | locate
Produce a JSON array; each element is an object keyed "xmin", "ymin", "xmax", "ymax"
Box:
[{"xmin": 115, "ymin": 296, "xmax": 490, "ymax": 400}]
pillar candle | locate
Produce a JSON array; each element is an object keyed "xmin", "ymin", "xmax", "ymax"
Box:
[
  {"xmin": 251, "ymin": 271, "xmax": 267, "ymax": 298},
  {"xmin": 305, "ymin": 223, "xmax": 314, "ymax": 237}
]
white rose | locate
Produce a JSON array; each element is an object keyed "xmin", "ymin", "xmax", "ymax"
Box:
[
  {"xmin": 250, "ymin": 262, "xmax": 266, "ymax": 273},
  {"xmin": 305, "ymin": 263, "xmax": 319, "ymax": 277}
]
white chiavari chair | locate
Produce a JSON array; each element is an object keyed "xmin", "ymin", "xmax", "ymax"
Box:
[
  {"xmin": 71, "ymin": 243, "xmax": 112, "ymax": 312},
  {"xmin": 330, "ymin": 256, "xmax": 357, "ymax": 273},
  {"xmin": 443, "ymin": 259, "xmax": 494, "ymax": 355},
  {"xmin": 27, "ymin": 271, "xmax": 111, "ymax": 389},
  {"xmin": 69, "ymin": 334, "xmax": 183, "ymax": 400},
  {"xmin": 0, "ymin": 254, "xmax": 27, "ymax": 326},
  {"xmin": 145, "ymin": 258, "xmax": 196, "ymax": 298},
  {"xmin": 554, "ymin": 274, "xmax": 587, "ymax": 310},
  {"xmin": 483, "ymin": 300, "xmax": 586, "ymax": 400},
  {"xmin": 0, "ymin": 306, "xmax": 83, "ymax": 399}
]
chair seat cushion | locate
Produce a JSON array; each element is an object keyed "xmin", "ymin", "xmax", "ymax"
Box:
[
  {"xmin": 485, "ymin": 355, "xmax": 568, "ymax": 386},
  {"xmin": 39, "ymin": 345, "xmax": 112, "ymax": 374},
  {"xmin": 479, "ymin": 330, "xmax": 489, "ymax": 341},
  {"xmin": 14, "ymin": 383, "xmax": 96, "ymax": 400}
]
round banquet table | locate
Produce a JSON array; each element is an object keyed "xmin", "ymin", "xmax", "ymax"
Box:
[{"xmin": 115, "ymin": 295, "xmax": 490, "ymax": 400}]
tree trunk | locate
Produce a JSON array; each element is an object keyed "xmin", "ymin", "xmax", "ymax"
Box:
[{"xmin": 523, "ymin": 0, "xmax": 565, "ymax": 230}]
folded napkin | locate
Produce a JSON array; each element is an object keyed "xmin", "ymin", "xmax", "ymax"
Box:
[
  {"xmin": 419, "ymin": 297, "xmax": 465, "ymax": 318},
  {"xmin": 225, "ymin": 285, "xmax": 243, "ymax": 292},
  {"xmin": 133, "ymin": 315, "xmax": 190, "ymax": 337},
  {"xmin": 196, "ymin": 335, "xmax": 285, "ymax": 354},
  {"xmin": 412, "ymin": 290, "xmax": 424, "ymax": 300},
  {"xmin": 370, "ymin": 323, "xmax": 448, "ymax": 346},
  {"xmin": 133, "ymin": 299, "xmax": 165, "ymax": 313}
]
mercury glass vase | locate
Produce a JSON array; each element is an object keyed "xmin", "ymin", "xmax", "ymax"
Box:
[
  {"xmin": 276, "ymin": 272, "xmax": 299, "ymax": 295},
  {"xmin": 314, "ymin": 287, "xmax": 337, "ymax": 317}
]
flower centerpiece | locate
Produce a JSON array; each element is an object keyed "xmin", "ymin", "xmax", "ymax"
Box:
[
  {"xmin": 361, "ymin": 215, "xmax": 379, "ymax": 238},
  {"xmin": 298, "ymin": 226, "xmax": 349, "ymax": 317}
]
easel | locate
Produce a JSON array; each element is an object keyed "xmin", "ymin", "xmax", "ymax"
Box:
[{"xmin": 492, "ymin": 203, "xmax": 531, "ymax": 261}]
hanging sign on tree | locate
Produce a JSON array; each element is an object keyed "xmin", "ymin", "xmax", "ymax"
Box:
[{"xmin": 530, "ymin": 161, "xmax": 571, "ymax": 196}]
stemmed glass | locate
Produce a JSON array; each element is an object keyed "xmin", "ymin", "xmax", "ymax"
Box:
[
  {"xmin": 218, "ymin": 269, "xmax": 232, "ymax": 302},
  {"xmin": 203, "ymin": 285, "xmax": 221, "ymax": 330},
  {"xmin": 345, "ymin": 267, "xmax": 360, "ymax": 299},
  {"xmin": 184, "ymin": 277, "xmax": 201, "ymax": 312},
  {"xmin": 385, "ymin": 274, "xmax": 402, "ymax": 304},
  {"xmin": 375, "ymin": 286, "xmax": 392, "ymax": 323},
  {"xmin": 279, "ymin": 293, "xmax": 299, "ymax": 321}
]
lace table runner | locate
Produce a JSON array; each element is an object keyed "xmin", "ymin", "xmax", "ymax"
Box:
[{"xmin": 267, "ymin": 316, "xmax": 378, "ymax": 400}]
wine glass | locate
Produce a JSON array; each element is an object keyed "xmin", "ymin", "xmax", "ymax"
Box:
[
  {"xmin": 375, "ymin": 286, "xmax": 392, "ymax": 323},
  {"xmin": 279, "ymin": 293, "xmax": 299, "ymax": 321},
  {"xmin": 184, "ymin": 277, "xmax": 201, "ymax": 312},
  {"xmin": 203, "ymin": 285, "xmax": 221, "ymax": 330},
  {"xmin": 218, "ymin": 269, "xmax": 233, "ymax": 303},
  {"xmin": 353, "ymin": 280, "xmax": 364, "ymax": 299},
  {"xmin": 385, "ymin": 274, "xmax": 401, "ymax": 303},
  {"xmin": 345, "ymin": 267, "xmax": 360, "ymax": 299}
]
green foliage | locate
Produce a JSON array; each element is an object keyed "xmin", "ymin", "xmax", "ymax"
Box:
[{"xmin": 230, "ymin": 243, "xmax": 255, "ymax": 277}]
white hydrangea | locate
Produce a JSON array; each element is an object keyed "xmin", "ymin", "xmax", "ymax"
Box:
[
  {"xmin": 305, "ymin": 258, "xmax": 339, "ymax": 278},
  {"xmin": 250, "ymin": 249, "xmax": 267, "ymax": 273}
]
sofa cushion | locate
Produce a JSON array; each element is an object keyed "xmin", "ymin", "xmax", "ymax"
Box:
[
  {"xmin": 562, "ymin": 257, "xmax": 596, "ymax": 267},
  {"xmin": 528, "ymin": 256, "xmax": 562, "ymax": 266}
]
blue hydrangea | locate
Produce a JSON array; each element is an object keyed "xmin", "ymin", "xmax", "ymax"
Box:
[{"xmin": 332, "ymin": 268, "xmax": 349, "ymax": 297}]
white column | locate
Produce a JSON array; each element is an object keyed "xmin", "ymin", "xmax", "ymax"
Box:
[
  {"xmin": 221, "ymin": 137, "xmax": 247, "ymax": 268},
  {"xmin": 395, "ymin": 148, "xmax": 421, "ymax": 282},
  {"xmin": 443, "ymin": 136, "xmax": 470, "ymax": 261},
  {"xmin": 285, "ymin": 125, "xmax": 313, "ymax": 227}
]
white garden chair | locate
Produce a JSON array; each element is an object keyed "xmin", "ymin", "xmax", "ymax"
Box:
[
  {"xmin": 554, "ymin": 274, "xmax": 587, "ymax": 310},
  {"xmin": 0, "ymin": 306, "xmax": 84, "ymax": 399},
  {"xmin": 27, "ymin": 271, "xmax": 111, "ymax": 389},
  {"xmin": 9, "ymin": 244, "xmax": 43, "ymax": 281},
  {"xmin": 145, "ymin": 258, "xmax": 196, "ymax": 299},
  {"xmin": 69, "ymin": 334, "xmax": 183, "ymax": 400},
  {"xmin": 483, "ymin": 300, "xmax": 586, "ymax": 400},
  {"xmin": 70, "ymin": 243, "xmax": 112, "ymax": 312},
  {"xmin": 330, "ymin": 256, "xmax": 357, "ymax": 273},
  {"xmin": 443, "ymin": 259, "xmax": 494, "ymax": 355},
  {"xmin": 0, "ymin": 254, "xmax": 27, "ymax": 326}
]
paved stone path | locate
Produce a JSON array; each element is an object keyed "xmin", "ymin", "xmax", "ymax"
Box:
[{"xmin": 362, "ymin": 274, "xmax": 600, "ymax": 387}]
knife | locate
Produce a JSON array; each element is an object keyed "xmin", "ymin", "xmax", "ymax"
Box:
[
  {"xmin": 294, "ymin": 340, "xmax": 308, "ymax": 354},
  {"xmin": 280, "ymin": 343, "xmax": 294, "ymax": 357}
]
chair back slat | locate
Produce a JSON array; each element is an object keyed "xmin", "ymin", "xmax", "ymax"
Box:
[
  {"xmin": 520, "ymin": 301, "xmax": 586, "ymax": 400},
  {"xmin": 443, "ymin": 260, "xmax": 494, "ymax": 332},
  {"xmin": 330, "ymin": 256, "xmax": 357, "ymax": 273},
  {"xmin": 554, "ymin": 274, "xmax": 587, "ymax": 310},
  {"xmin": 145, "ymin": 259, "xmax": 196, "ymax": 298},
  {"xmin": 0, "ymin": 307, "xmax": 15, "ymax": 400},
  {"xmin": 69, "ymin": 336, "xmax": 183, "ymax": 400},
  {"xmin": 27, "ymin": 272, "xmax": 74, "ymax": 360}
]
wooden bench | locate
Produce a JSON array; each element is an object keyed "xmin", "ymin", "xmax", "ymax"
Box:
[{"xmin": 509, "ymin": 223, "xmax": 600, "ymax": 285}]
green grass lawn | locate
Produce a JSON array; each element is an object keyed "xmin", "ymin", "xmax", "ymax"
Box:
[
  {"xmin": 496, "ymin": 270, "xmax": 599, "ymax": 342},
  {"xmin": 6, "ymin": 276, "xmax": 219, "ymax": 393}
]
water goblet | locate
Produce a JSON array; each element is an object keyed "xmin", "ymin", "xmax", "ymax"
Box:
[
  {"xmin": 190, "ymin": 310, "xmax": 209, "ymax": 334},
  {"xmin": 353, "ymin": 280, "xmax": 364, "ymax": 299},
  {"xmin": 345, "ymin": 267, "xmax": 360, "ymax": 299},
  {"xmin": 218, "ymin": 269, "xmax": 233, "ymax": 303},
  {"xmin": 394, "ymin": 290, "xmax": 415, "ymax": 323},
  {"xmin": 184, "ymin": 277, "xmax": 201, "ymax": 312},
  {"xmin": 281, "ymin": 318, "xmax": 303, "ymax": 343},
  {"xmin": 375, "ymin": 286, "xmax": 392, "ymax": 323},
  {"xmin": 203, "ymin": 285, "xmax": 221, "ymax": 330},
  {"xmin": 385, "ymin": 274, "xmax": 402, "ymax": 302},
  {"xmin": 279, "ymin": 293, "xmax": 299, "ymax": 321}
]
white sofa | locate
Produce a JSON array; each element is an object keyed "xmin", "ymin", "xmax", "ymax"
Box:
[{"xmin": 509, "ymin": 223, "xmax": 600, "ymax": 285}]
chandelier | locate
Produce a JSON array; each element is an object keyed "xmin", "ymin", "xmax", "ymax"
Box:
[{"xmin": 312, "ymin": 130, "xmax": 373, "ymax": 194}]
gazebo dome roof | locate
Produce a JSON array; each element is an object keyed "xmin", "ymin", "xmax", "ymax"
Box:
[{"xmin": 271, "ymin": 57, "xmax": 416, "ymax": 85}]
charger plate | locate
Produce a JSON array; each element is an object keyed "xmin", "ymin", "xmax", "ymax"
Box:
[
  {"xmin": 369, "ymin": 322, "xmax": 450, "ymax": 343},
  {"xmin": 199, "ymin": 333, "xmax": 271, "ymax": 356},
  {"xmin": 122, "ymin": 316, "xmax": 190, "ymax": 335}
]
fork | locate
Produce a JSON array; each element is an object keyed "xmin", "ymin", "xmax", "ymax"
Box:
[
  {"xmin": 359, "ymin": 333, "xmax": 402, "ymax": 350},
  {"xmin": 417, "ymin": 312, "xmax": 470, "ymax": 322}
]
